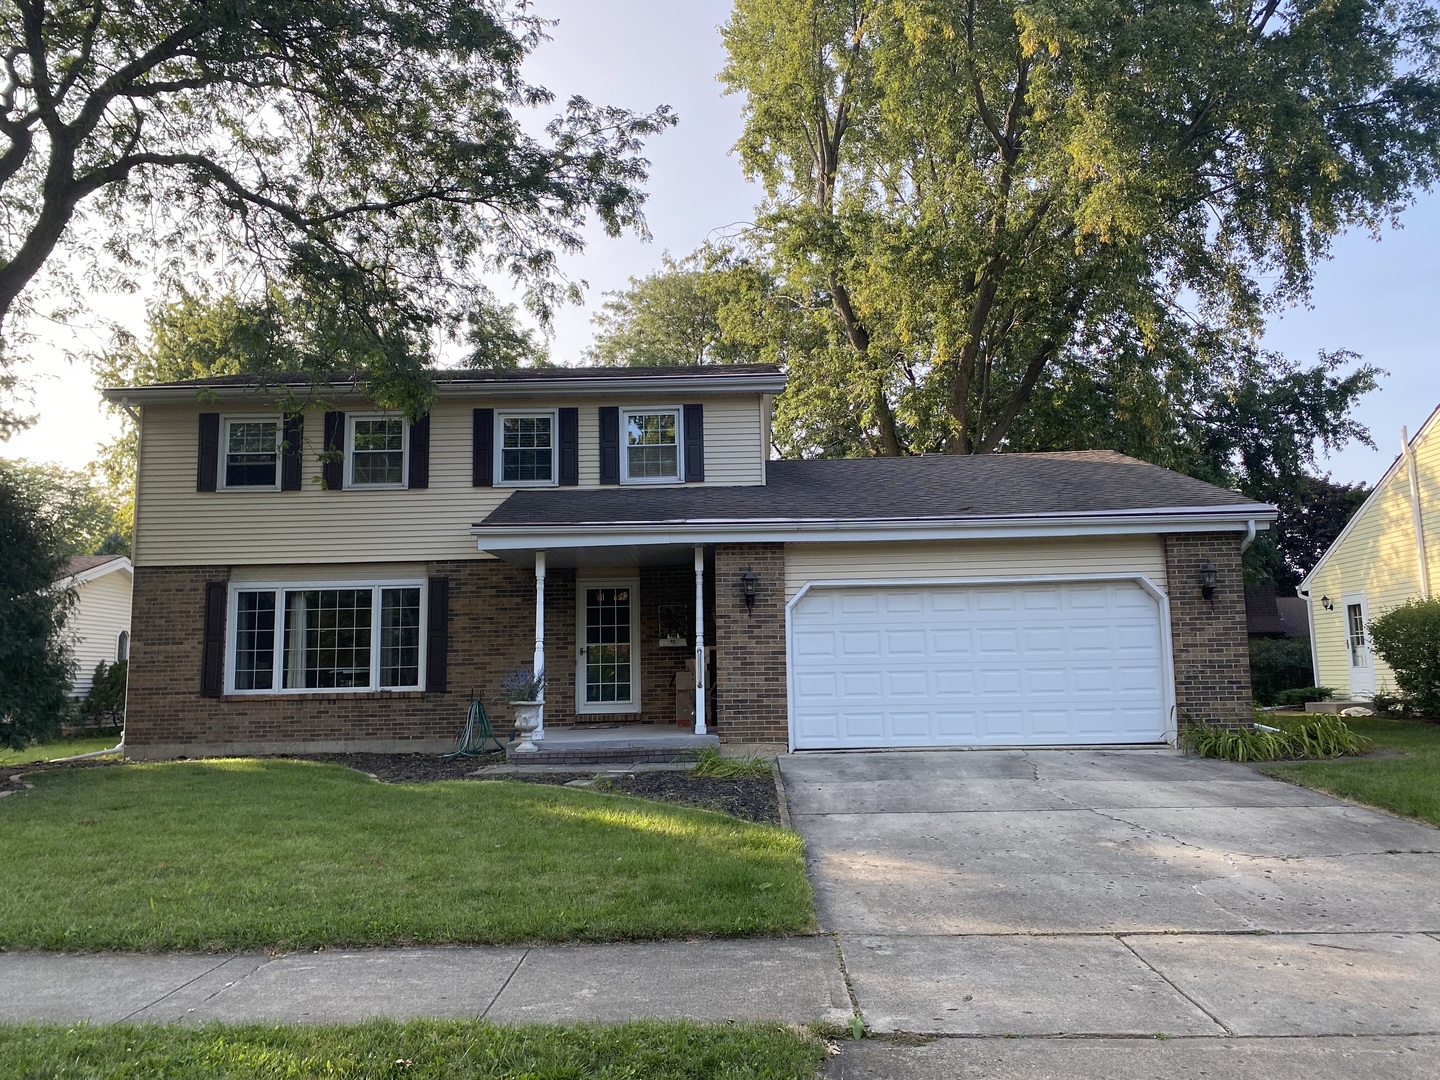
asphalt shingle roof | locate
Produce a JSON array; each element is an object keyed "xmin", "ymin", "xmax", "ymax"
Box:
[
  {"xmin": 111, "ymin": 364, "xmax": 782, "ymax": 392},
  {"xmin": 56, "ymin": 554, "xmax": 126, "ymax": 580},
  {"xmin": 478, "ymin": 452, "xmax": 1264, "ymax": 528}
]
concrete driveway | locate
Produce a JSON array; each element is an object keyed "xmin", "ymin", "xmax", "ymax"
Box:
[{"xmin": 778, "ymin": 748, "xmax": 1440, "ymax": 1077}]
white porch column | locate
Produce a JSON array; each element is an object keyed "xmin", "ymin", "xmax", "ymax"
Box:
[
  {"xmin": 534, "ymin": 550, "xmax": 546, "ymax": 741},
  {"xmin": 694, "ymin": 545, "xmax": 707, "ymax": 735}
]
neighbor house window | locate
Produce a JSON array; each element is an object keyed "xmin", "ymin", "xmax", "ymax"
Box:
[
  {"xmin": 621, "ymin": 408, "xmax": 681, "ymax": 483},
  {"xmin": 497, "ymin": 411, "xmax": 556, "ymax": 485},
  {"xmin": 221, "ymin": 418, "xmax": 280, "ymax": 489},
  {"xmin": 347, "ymin": 415, "xmax": 406, "ymax": 487},
  {"xmin": 228, "ymin": 582, "xmax": 425, "ymax": 693},
  {"xmin": 116, "ymin": 630, "xmax": 130, "ymax": 663}
]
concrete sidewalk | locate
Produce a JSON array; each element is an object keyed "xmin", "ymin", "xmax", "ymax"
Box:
[{"xmin": 0, "ymin": 937, "xmax": 853, "ymax": 1026}]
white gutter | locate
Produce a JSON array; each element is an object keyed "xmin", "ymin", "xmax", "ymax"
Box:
[
  {"xmin": 1403, "ymin": 425, "xmax": 1431, "ymax": 599},
  {"xmin": 473, "ymin": 508, "xmax": 1275, "ymax": 551},
  {"xmin": 48, "ymin": 731, "xmax": 124, "ymax": 762},
  {"xmin": 1239, "ymin": 518, "xmax": 1257, "ymax": 552}
]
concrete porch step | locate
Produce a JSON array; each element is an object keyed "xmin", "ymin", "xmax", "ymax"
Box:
[{"xmin": 506, "ymin": 725, "xmax": 718, "ymax": 765}]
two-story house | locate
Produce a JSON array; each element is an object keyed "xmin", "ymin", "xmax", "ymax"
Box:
[{"xmin": 106, "ymin": 364, "xmax": 1273, "ymax": 758}]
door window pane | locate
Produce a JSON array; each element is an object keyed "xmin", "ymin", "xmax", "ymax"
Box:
[
  {"xmin": 624, "ymin": 412, "xmax": 679, "ymax": 480},
  {"xmin": 380, "ymin": 587, "xmax": 422, "ymax": 688},
  {"xmin": 283, "ymin": 589, "xmax": 373, "ymax": 688},
  {"xmin": 224, "ymin": 420, "xmax": 279, "ymax": 487},
  {"xmin": 584, "ymin": 586, "xmax": 632, "ymax": 703},
  {"xmin": 234, "ymin": 591, "xmax": 277, "ymax": 690},
  {"xmin": 501, "ymin": 415, "xmax": 554, "ymax": 482},
  {"xmin": 350, "ymin": 418, "xmax": 405, "ymax": 485},
  {"xmin": 1347, "ymin": 604, "xmax": 1368, "ymax": 668}
]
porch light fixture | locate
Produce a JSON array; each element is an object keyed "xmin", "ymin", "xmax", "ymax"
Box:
[
  {"xmin": 741, "ymin": 565, "xmax": 759, "ymax": 615},
  {"xmin": 1321, "ymin": 595, "xmax": 1334, "ymax": 611},
  {"xmin": 1199, "ymin": 560, "xmax": 1218, "ymax": 603}
]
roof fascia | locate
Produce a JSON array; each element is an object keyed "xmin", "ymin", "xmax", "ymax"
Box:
[
  {"xmin": 56, "ymin": 557, "xmax": 133, "ymax": 589},
  {"xmin": 1299, "ymin": 401, "xmax": 1440, "ymax": 592},
  {"xmin": 472, "ymin": 509, "xmax": 1274, "ymax": 552},
  {"xmin": 102, "ymin": 372, "xmax": 788, "ymax": 406}
]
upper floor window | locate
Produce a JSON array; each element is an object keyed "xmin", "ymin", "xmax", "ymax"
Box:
[
  {"xmin": 622, "ymin": 407, "xmax": 681, "ymax": 483},
  {"xmin": 498, "ymin": 411, "xmax": 557, "ymax": 486},
  {"xmin": 222, "ymin": 417, "xmax": 280, "ymax": 489},
  {"xmin": 348, "ymin": 415, "xmax": 406, "ymax": 488}
]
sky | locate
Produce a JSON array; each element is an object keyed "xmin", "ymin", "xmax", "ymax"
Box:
[{"xmin": 4, "ymin": 0, "xmax": 1436, "ymax": 486}]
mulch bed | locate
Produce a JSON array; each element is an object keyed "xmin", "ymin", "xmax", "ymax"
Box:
[{"xmin": 283, "ymin": 753, "xmax": 781, "ymax": 824}]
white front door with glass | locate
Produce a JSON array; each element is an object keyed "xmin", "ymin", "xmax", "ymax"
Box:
[
  {"xmin": 576, "ymin": 581, "xmax": 640, "ymax": 713},
  {"xmin": 1342, "ymin": 592, "xmax": 1375, "ymax": 698}
]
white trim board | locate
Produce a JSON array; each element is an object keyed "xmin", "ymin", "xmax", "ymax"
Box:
[{"xmin": 783, "ymin": 572, "xmax": 1178, "ymax": 753}]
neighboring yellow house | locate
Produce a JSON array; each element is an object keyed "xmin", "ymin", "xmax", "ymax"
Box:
[{"xmin": 1300, "ymin": 405, "xmax": 1438, "ymax": 701}]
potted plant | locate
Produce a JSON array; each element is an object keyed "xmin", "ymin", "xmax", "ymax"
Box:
[{"xmin": 500, "ymin": 667, "xmax": 545, "ymax": 753}]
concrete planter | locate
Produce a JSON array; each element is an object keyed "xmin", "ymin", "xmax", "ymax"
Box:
[{"xmin": 511, "ymin": 700, "xmax": 543, "ymax": 754}]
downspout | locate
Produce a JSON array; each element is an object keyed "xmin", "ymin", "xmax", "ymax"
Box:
[
  {"xmin": 49, "ymin": 731, "xmax": 124, "ymax": 762},
  {"xmin": 1402, "ymin": 426, "xmax": 1431, "ymax": 599},
  {"xmin": 1239, "ymin": 518, "xmax": 1257, "ymax": 553}
]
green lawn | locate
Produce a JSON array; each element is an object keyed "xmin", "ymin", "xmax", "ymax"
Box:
[
  {"xmin": 0, "ymin": 759, "xmax": 814, "ymax": 951},
  {"xmin": 0, "ymin": 733, "xmax": 121, "ymax": 766},
  {"xmin": 0, "ymin": 1019, "xmax": 829, "ymax": 1080},
  {"xmin": 1263, "ymin": 717, "xmax": 1440, "ymax": 826}
]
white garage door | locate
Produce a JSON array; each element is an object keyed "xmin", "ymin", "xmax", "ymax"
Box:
[{"xmin": 790, "ymin": 580, "xmax": 1168, "ymax": 749}]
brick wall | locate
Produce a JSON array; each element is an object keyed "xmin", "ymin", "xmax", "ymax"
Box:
[
  {"xmin": 713, "ymin": 542, "xmax": 788, "ymax": 743},
  {"xmin": 1163, "ymin": 532, "xmax": 1254, "ymax": 727}
]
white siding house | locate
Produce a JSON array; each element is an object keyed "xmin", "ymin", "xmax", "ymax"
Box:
[{"xmin": 56, "ymin": 555, "xmax": 134, "ymax": 698}]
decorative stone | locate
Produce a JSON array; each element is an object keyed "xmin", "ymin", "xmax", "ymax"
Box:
[{"xmin": 1341, "ymin": 706, "xmax": 1375, "ymax": 717}]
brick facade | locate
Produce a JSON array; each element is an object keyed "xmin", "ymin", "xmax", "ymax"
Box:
[
  {"xmin": 125, "ymin": 555, "xmax": 742, "ymax": 758},
  {"xmin": 713, "ymin": 543, "xmax": 788, "ymax": 743},
  {"xmin": 1163, "ymin": 532, "xmax": 1255, "ymax": 727}
]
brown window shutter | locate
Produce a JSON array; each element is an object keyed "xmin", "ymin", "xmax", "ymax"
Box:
[
  {"xmin": 197, "ymin": 413, "xmax": 220, "ymax": 492},
  {"xmin": 322, "ymin": 411, "xmax": 345, "ymax": 490},
  {"xmin": 473, "ymin": 408, "xmax": 494, "ymax": 487},
  {"xmin": 683, "ymin": 403, "xmax": 704, "ymax": 483},
  {"xmin": 408, "ymin": 413, "xmax": 430, "ymax": 489},
  {"xmin": 598, "ymin": 406, "xmax": 619, "ymax": 485},
  {"xmin": 558, "ymin": 407, "xmax": 579, "ymax": 486},
  {"xmin": 281, "ymin": 412, "xmax": 304, "ymax": 491},
  {"xmin": 201, "ymin": 581, "xmax": 227, "ymax": 697},
  {"xmin": 426, "ymin": 577, "xmax": 449, "ymax": 693}
]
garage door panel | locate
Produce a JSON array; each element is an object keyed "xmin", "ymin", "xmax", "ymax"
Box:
[{"xmin": 791, "ymin": 580, "xmax": 1167, "ymax": 749}]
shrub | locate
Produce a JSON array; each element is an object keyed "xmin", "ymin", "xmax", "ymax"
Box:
[
  {"xmin": 499, "ymin": 666, "xmax": 544, "ymax": 701},
  {"xmin": 1182, "ymin": 716, "xmax": 1369, "ymax": 762},
  {"xmin": 1249, "ymin": 637, "xmax": 1316, "ymax": 706},
  {"xmin": 1368, "ymin": 598, "xmax": 1440, "ymax": 717},
  {"xmin": 1273, "ymin": 686, "xmax": 1334, "ymax": 708},
  {"xmin": 78, "ymin": 659, "xmax": 127, "ymax": 731}
]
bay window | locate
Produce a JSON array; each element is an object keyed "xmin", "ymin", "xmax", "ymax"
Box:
[{"xmin": 227, "ymin": 581, "xmax": 425, "ymax": 693}]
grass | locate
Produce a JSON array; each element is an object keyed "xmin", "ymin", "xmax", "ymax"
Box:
[
  {"xmin": 0, "ymin": 1019, "xmax": 829, "ymax": 1079},
  {"xmin": 690, "ymin": 745, "xmax": 774, "ymax": 780},
  {"xmin": 0, "ymin": 759, "xmax": 814, "ymax": 951},
  {"xmin": 0, "ymin": 733, "xmax": 122, "ymax": 766},
  {"xmin": 1263, "ymin": 717, "xmax": 1440, "ymax": 827}
]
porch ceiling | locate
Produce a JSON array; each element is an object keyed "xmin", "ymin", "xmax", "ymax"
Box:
[{"xmin": 480, "ymin": 543, "xmax": 698, "ymax": 569}]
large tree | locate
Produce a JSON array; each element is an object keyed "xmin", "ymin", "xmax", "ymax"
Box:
[
  {"xmin": 718, "ymin": 0, "xmax": 1440, "ymax": 457},
  {"xmin": 1, "ymin": 456, "xmax": 129, "ymax": 554},
  {"xmin": 0, "ymin": 0, "xmax": 673, "ymax": 426}
]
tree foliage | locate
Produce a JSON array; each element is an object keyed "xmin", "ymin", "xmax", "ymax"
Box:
[
  {"xmin": 1, "ymin": 456, "xmax": 128, "ymax": 554},
  {"xmin": 0, "ymin": 0, "xmax": 673, "ymax": 419},
  {"xmin": 715, "ymin": 0, "xmax": 1440, "ymax": 457},
  {"xmin": 0, "ymin": 460, "xmax": 73, "ymax": 748}
]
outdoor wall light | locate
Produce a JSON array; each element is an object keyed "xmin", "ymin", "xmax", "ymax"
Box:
[
  {"xmin": 1199, "ymin": 560, "xmax": 1218, "ymax": 603},
  {"xmin": 1321, "ymin": 596, "xmax": 1335, "ymax": 611},
  {"xmin": 741, "ymin": 565, "xmax": 759, "ymax": 614}
]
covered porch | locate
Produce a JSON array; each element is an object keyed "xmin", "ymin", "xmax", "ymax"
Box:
[{"xmin": 484, "ymin": 542, "xmax": 733, "ymax": 743}]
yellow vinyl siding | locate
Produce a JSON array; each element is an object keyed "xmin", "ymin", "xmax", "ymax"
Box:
[
  {"xmin": 784, "ymin": 536, "xmax": 1169, "ymax": 600},
  {"xmin": 134, "ymin": 394, "xmax": 765, "ymax": 567},
  {"xmin": 1306, "ymin": 413, "xmax": 1439, "ymax": 697},
  {"xmin": 65, "ymin": 570, "xmax": 133, "ymax": 696}
]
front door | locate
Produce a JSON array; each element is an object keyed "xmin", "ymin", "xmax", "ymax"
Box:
[
  {"xmin": 576, "ymin": 580, "xmax": 640, "ymax": 714},
  {"xmin": 1343, "ymin": 592, "xmax": 1375, "ymax": 698}
]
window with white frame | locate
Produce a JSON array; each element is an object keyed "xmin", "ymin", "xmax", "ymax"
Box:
[
  {"xmin": 497, "ymin": 411, "xmax": 557, "ymax": 485},
  {"xmin": 621, "ymin": 407, "xmax": 681, "ymax": 483},
  {"xmin": 221, "ymin": 417, "xmax": 281, "ymax": 489},
  {"xmin": 347, "ymin": 415, "xmax": 407, "ymax": 487},
  {"xmin": 228, "ymin": 582, "xmax": 425, "ymax": 693}
]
